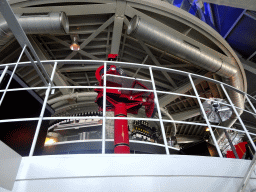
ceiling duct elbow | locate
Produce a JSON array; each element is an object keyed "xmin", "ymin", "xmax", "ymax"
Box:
[
  {"xmin": 127, "ymin": 15, "xmax": 245, "ymax": 132},
  {"xmin": 0, "ymin": 12, "xmax": 69, "ymax": 48}
]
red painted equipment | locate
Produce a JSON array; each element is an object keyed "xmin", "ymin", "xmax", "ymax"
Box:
[
  {"xmin": 108, "ymin": 54, "xmax": 118, "ymax": 61},
  {"xmin": 226, "ymin": 142, "xmax": 247, "ymax": 159},
  {"xmin": 94, "ymin": 65, "xmax": 155, "ymax": 153}
]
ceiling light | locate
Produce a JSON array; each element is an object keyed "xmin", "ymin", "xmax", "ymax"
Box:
[
  {"xmin": 70, "ymin": 42, "xmax": 80, "ymax": 51},
  {"xmin": 45, "ymin": 137, "xmax": 57, "ymax": 145},
  {"xmin": 70, "ymin": 35, "xmax": 80, "ymax": 51}
]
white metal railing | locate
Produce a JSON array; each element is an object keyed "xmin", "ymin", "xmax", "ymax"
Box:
[{"xmin": 0, "ymin": 58, "xmax": 256, "ymax": 157}]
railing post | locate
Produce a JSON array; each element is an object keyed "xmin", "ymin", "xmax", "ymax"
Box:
[
  {"xmin": 29, "ymin": 62, "xmax": 57, "ymax": 157},
  {"xmin": 188, "ymin": 74, "xmax": 223, "ymax": 157},
  {"xmin": 102, "ymin": 62, "xmax": 107, "ymax": 154},
  {"xmin": 220, "ymin": 84, "xmax": 256, "ymax": 152},
  {"xmin": 0, "ymin": 45, "xmax": 27, "ymax": 107},
  {"xmin": 149, "ymin": 67, "xmax": 170, "ymax": 155},
  {"xmin": 0, "ymin": 66, "xmax": 9, "ymax": 84}
]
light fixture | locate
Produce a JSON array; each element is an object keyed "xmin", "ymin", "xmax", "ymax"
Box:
[
  {"xmin": 206, "ymin": 127, "xmax": 210, "ymax": 132},
  {"xmin": 70, "ymin": 35, "xmax": 80, "ymax": 51},
  {"xmin": 45, "ymin": 137, "xmax": 57, "ymax": 145}
]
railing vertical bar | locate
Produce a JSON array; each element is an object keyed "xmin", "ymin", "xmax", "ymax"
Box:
[
  {"xmin": 188, "ymin": 74, "xmax": 223, "ymax": 157},
  {"xmin": 29, "ymin": 62, "xmax": 57, "ymax": 157},
  {"xmin": 220, "ymin": 84, "xmax": 256, "ymax": 152},
  {"xmin": 102, "ymin": 62, "xmax": 107, "ymax": 154},
  {"xmin": 149, "ymin": 67, "xmax": 169, "ymax": 155},
  {"xmin": 246, "ymin": 94, "xmax": 256, "ymax": 114},
  {"xmin": 0, "ymin": 66, "xmax": 9, "ymax": 84},
  {"xmin": 0, "ymin": 45, "xmax": 27, "ymax": 107},
  {"xmin": 238, "ymin": 96, "xmax": 256, "ymax": 192}
]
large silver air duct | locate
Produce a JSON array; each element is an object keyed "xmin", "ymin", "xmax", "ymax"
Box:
[
  {"xmin": 127, "ymin": 16, "xmax": 245, "ymax": 140},
  {"xmin": 0, "ymin": 12, "xmax": 69, "ymax": 48}
]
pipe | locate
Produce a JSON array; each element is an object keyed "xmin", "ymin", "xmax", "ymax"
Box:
[
  {"xmin": 127, "ymin": 16, "xmax": 245, "ymax": 131},
  {"xmin": 48, "ymin": 92, "xmax": 97, "ymax": 105},
  {"xmin": 0, "ymin": 12, "xmax": 69, "ymax": 48}
]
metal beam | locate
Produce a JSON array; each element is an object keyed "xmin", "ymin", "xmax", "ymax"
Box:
[
  {"xmin": 200, "ymin": 0, "xmax": 256, "ymax": 11},
  {"xmin": 159, "ymin": 78, "xmax": 204, "ymax": 107},
  {"xmin": 0, "ymin": 47, "xmax": 22, "ymax": 64},
  {"xmin": 247, "ymin": 50, "xmax": 256, "ymax": 61},
  {"xmin": 124, "ymin": 69, "xmax": 172, "ymax": 90},
  {"xmin": 8, "ymin": 3, "xmax": 116, "ymax": 17},
  {"xmin": 223, "ymin": 9, "xmax": 246, "ymax": 39},
  {"xmin": 176, "ymin": 134, "xmax": 203, "ymax": 144},
  {"xmin": 171, "ymin": 108, "xmax": 200, "ymax": 121},
  {"xmin": 28, "ymin": 36, "xmax": 71, "ymax": 95},
  {"xmin": 59, "ymin": 74, "xmax": 82, "ymax": 87},
  {"xmin": 139, "ymin": 40, "xmax": 177, "ymax": 89},
  {"xmin": 65, "ymin": 15, "xmax": 115, "ymax": 60},
  {"xmin": 46, "ymin": 35, "xmax": 100, "ymax": 63},
  {"xmin": 240, "ymin": 57, "xmax": 256, "ymax": 75},
  {"xmin": 38, "ymin": 36, "xmax": 56, "ymax": 60},
  {"xmin": 0, "ymin": 0, "xmax": 51, "ymax": 86},
  {"xmin": 110, "ymin": 0, "xmax": 126, "ymax": 54},
  {"xmin": 106, "ymin": 25, "xmax": 111, "ymax": 59}
]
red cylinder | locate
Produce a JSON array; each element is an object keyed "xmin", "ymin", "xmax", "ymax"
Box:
[{"xmin": 114, "ymin": 103, "xmax": 130, "ymax": 154}]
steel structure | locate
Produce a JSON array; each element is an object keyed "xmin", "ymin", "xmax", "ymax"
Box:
[{"xmin": 1, "ymin": 0, "xmax": 256, "ymax": 191}]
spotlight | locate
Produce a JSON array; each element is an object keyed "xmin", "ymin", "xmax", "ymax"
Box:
[
  {"xmin": 70, "ymin": 35, "xmax": 80, "ymax": 51},
  {"xmin": 45, "ymin": 137, "xmax": 57, "ymax": 145}
]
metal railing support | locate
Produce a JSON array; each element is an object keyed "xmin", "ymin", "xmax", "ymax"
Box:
[
  {"xmin": 102, "ymin": 62, "xmax": 107, "ymax": 154},
  {"xmin": 220, "ymin": 84, "xmax": 256, "ymax": 152},
  {"xmin": 0, "ymin": 66, "xmax": 9, "ymax": 84},
  {"xmin": 237, "ymin": 152, "xmax": 256, "ymax": 192},
  {"xmin": 0, "ymin": 45, "xmax": 27, "ymax": 107},
  {"xmin": 189, "ymin": 74, "xmax": 223, "ymax": 157},
  {"xmin": 0, "ymin": 0, "xmax": 53, "ymax": 86},
  {"xmin": 29, "ymin": 62, "xmax": 57, "ymax": 156},
  {"xmin": 149, "ymin": 67, "xmax": 170, "ymax": 155}
]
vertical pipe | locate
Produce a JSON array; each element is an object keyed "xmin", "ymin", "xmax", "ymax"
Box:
[
  {"xmin": 0, "ymin": 45, "xmax": 27, "ymax": 107},
  {"xmin": 189, "ymin": 74, "xmax": 223, "ymax": 157},
  {"xmin": 29, "ymin": 62, "xmax": 57, "ymax": 157},
  {"xmin": 221, "ymin": 84, "xmax": 256, "ymax": 152},
  {"xmin": 149, "ymin": 67, "xmax": 170, "ymax": 155},
  {"xmin": 114, "ymin": 103, "xmax": 130, "ymax": 153},
  {"xmin": 0, "ymin": 66, "xmax": 9, "ymax": 84},
  {"xmin": 102, "ymin": 62, "xmax": 107, "ymax": 154},
  {"xmin": 246, "ymin": 95, "xmax": 256, "ymax": 115},
  {"xmin": 237, "ymin": 150, "xmax": 256, "ymax": 192}
]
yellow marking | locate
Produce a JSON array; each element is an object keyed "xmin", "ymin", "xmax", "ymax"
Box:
[{"xmin": 122, "ymin": 125, "xmax": 125, "ymax": 141}]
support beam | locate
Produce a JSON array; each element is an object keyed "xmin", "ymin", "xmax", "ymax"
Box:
[
  {"xmin": 240, "ymin": 56, "xmax": 256, "ymax": 75},
  {"xmin": 159, "ymin": 78, "xmax": 204, "ymax": 107},
  {"xmin": 139, "ymin": 40, "xmax": 177, "ymax": 89},
  {"xmin": 46, "ymin": 35, "xmax": 100, "ymax": 64},
  {"xmin": 9, "ymin": 3, "xmax": 116, "ymax": 17},
  {"xmin": 171, "ymin": 108, "xmax": 200, "ymax": 121},
  {"xmin": 247, "ymin": 50, "xmax": 256, "ymax": 61},
  {"xmin": 110, "ymin": 0, "xmax": 126, "ymax": 54},
  {"xmin": 223, "ymin": 9, "xmax": 246, "ymax": 39},
  {"xmin": 124, "ymin": 69, "xmax": 172, "ymax": 90},
  {"xmin": 65, "ymin": 15, "xmax": 115, "ymax": 60},
  {"xmin": 200, "ymin": 0, "xmax": 256, "ymax": 11},
  {"xmin": 0, "ymin": 47, "xmax": 21, "ymax": 64},
  {"xmin": 176, "ymin": 134, "xmax": 203, "ymax": 144},
  {"xmin": 28, "ymin": 36, "xmax": 71, "ymax": 95},
  {"xmin": 0, "ymin": 0, "xmax": 51, "ymax": 86}
]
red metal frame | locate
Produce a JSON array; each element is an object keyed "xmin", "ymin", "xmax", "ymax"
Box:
[{"xmin": 94, "ymin": 65, "xmax": 155, "ymax": 153}]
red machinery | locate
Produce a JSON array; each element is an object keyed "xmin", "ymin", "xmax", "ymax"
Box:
[{"xmin": 94, "ymin": 62, "xmax": 155, "ymax": 154}]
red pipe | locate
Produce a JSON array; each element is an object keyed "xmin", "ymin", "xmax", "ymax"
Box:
[{"xmin": 114, "ymin": 103, "xmax": 130, "ymax": 153}]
